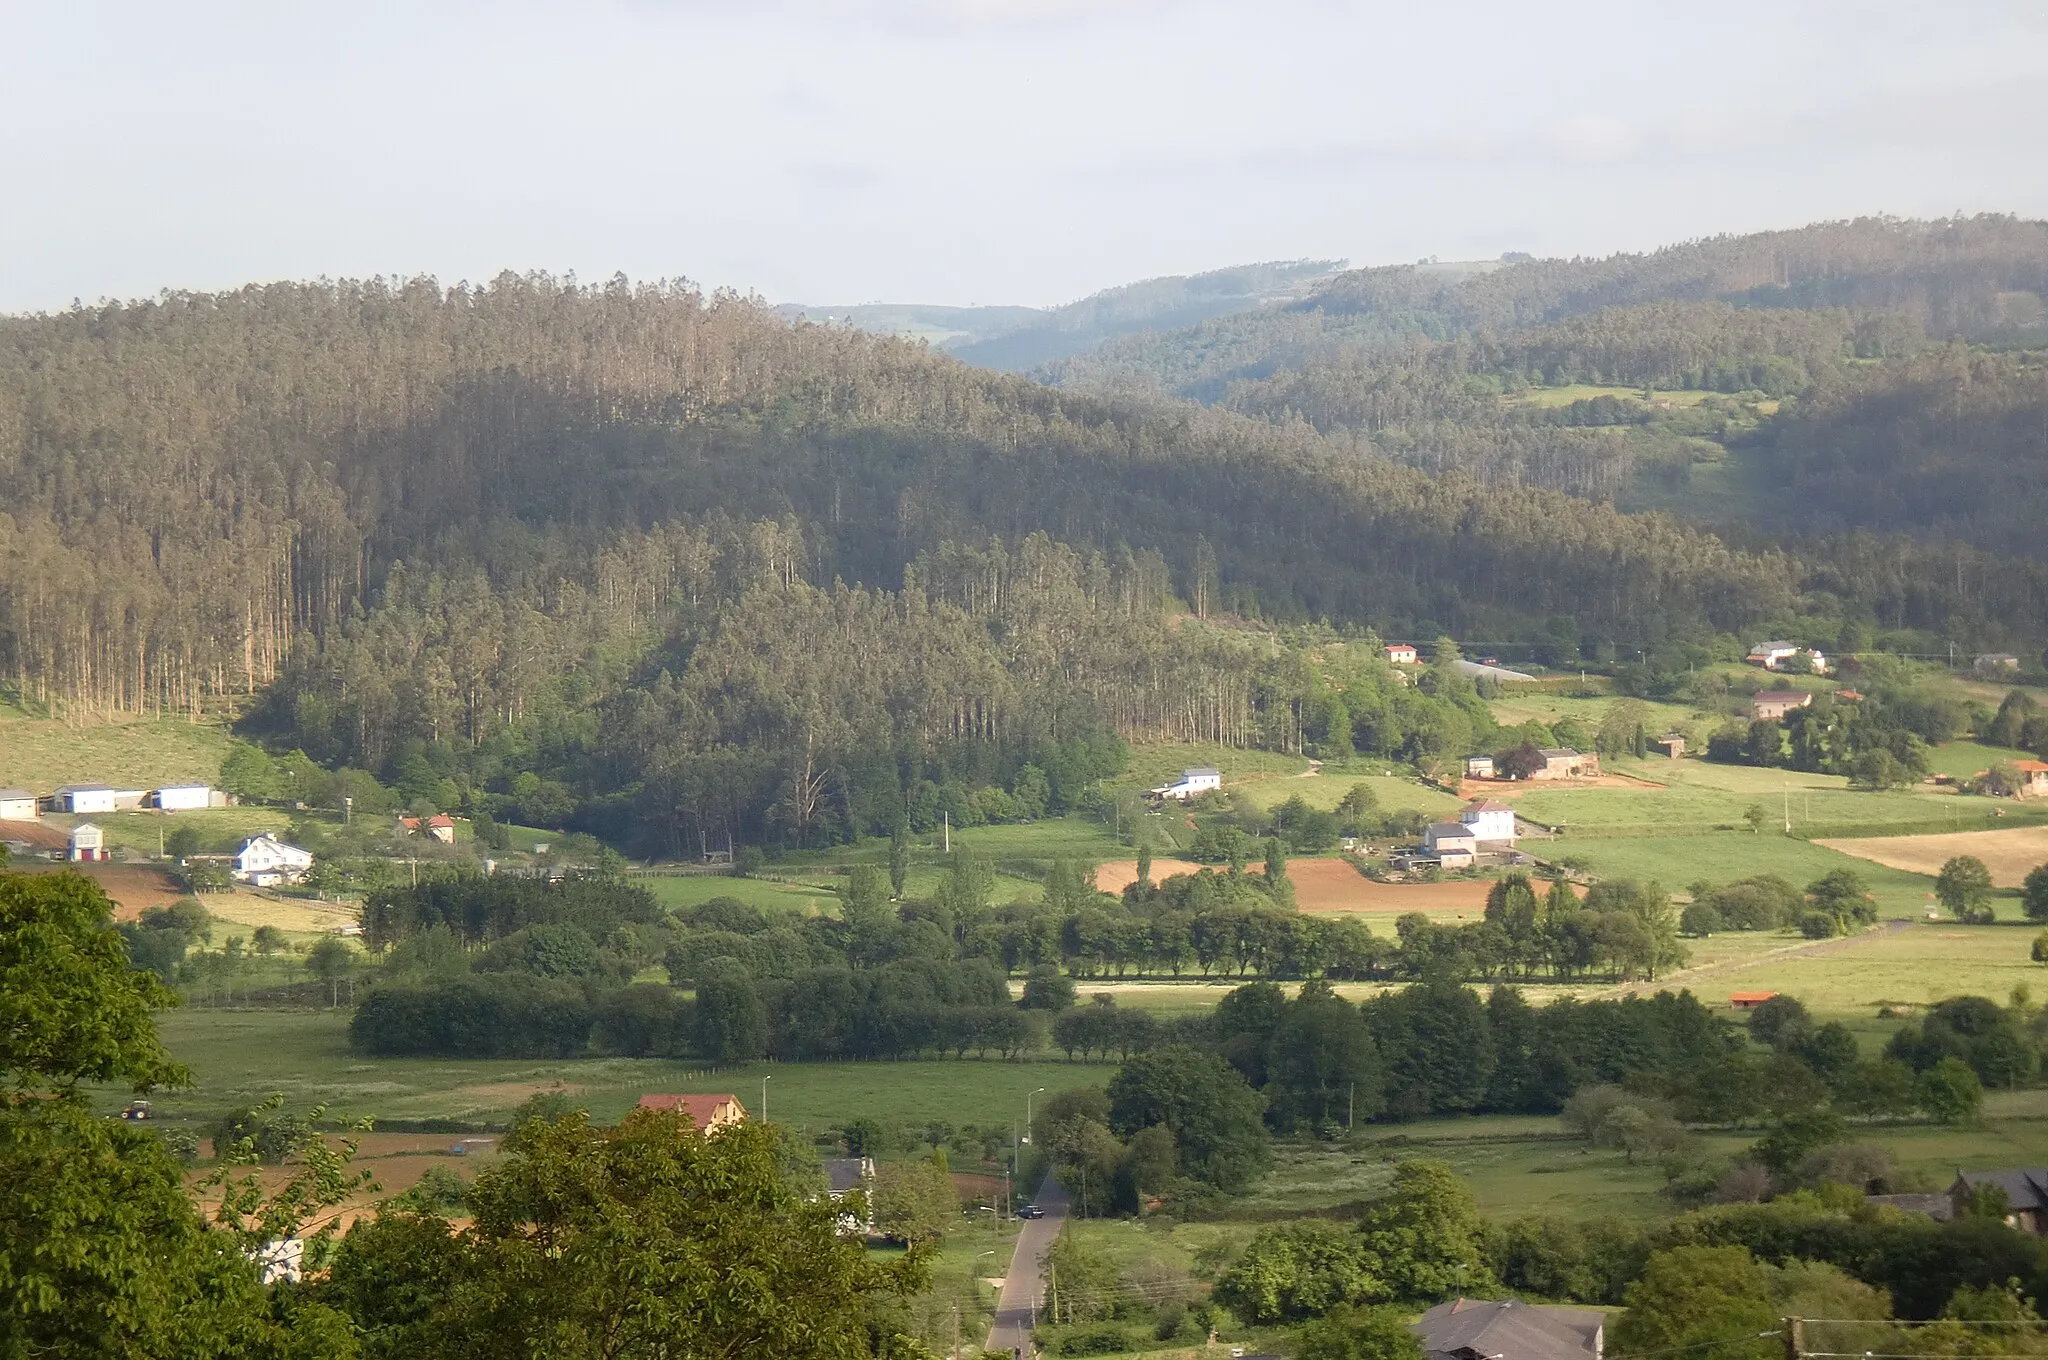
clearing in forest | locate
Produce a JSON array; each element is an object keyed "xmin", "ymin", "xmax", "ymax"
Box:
[{"xmin": 1815, "ymin": 826, "xmax": 2048, "ymax": 888}]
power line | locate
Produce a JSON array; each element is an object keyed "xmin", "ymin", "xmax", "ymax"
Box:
[{"xmin": 1608, "ymin": 1332, "xmax": 1781, "ymax": 1360}]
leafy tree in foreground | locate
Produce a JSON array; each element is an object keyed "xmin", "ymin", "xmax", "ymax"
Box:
[
  {"xmin": 1354, "ymin": 1160, "xmax": 1492, "ymax": 1302},
  {"xmin": 317, "ymin": 1110, "xmax": 927, "ymax": 1359},
  {"xmin": 0, "ymin": 871, "xmax": 357, "ymax": 1357},
  {"xmin": 1291, "ymin": 1304, "xmax": 1429, "ymax": 1360},
  {"xmin": 1107, "ymin": 1045, "xmax": 1270, "ymax": 1192},
  {"xmin": 1610, "ymin": 1246, "xmax": 1779, "ymax": 1360},
  {"xmin": 1214, "ymin": 1219, "xmax": 1373, "ymax": 1324}
]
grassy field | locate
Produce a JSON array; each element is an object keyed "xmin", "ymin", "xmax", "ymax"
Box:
[
  {"xmin": 78, "ymin": 807, "xmax": 302, "ymax": 856},
  {"xmin": 1551, "ymin": 831, "xmax": 1937, "ymax": 914},
  {"xmin": 636, "ymin": 872, "xmax": 847, "ymax": 916},
  {"xmin": 113, "ymin": 1008, "xmax": 1119, "ymax": 1137},
  {"xmin": 1509, "ymin": 383, "xmax": 1722, "ymax": 410},
  {"xmin": 1232, "ymin": 771, "xmax": 1459, "ymax": 818},
  {"xmin": 1695, "ymin": 921, "xmax": 2044, "ymax": 1016},
  {"xmin": 1489, "ymin": 692, "xmax": 1700, "ymax": 732},
  {"xmin": 0, "ymin": 714, "xmax": 247, "ymax": 790},
  {"xmin": 1114, "ymin": 743, "xmax": 1310, "ymax": 793}
]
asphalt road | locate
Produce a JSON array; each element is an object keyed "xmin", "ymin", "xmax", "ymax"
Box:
[{"xmin": 982, "ymin": 1173, "xmax": 1068, "ymax": 1358}]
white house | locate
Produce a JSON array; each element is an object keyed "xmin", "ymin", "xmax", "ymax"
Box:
[
  {"xmin": 68, "ymin": 823, "xmax": 108, "ymax": 862},
  {"xmin": 1384, "ymin": 643, "xmax": 1419, "ymax": 665},
  {"xmin": 1150, "ymin": 767, "xmax": 1222, "ymax": 801},
  {"xmin": 1459, "ymin": 800, "xmax": 1518, "ymax": 845},
  {"xmin": 0, "ymin": 788, "xmax": 38, "ymax": 821},
  {"xmin": 233, "ymin": 833, "xmax": 314, "ymax": 887},
  {"xmin": 1747, "ymin": 641, "xmax": 1827, "ymax": 674},
  {"xmin": 153, "ymin": 783, "xmax": 215, "ymax": 812},
  {"xmin": 250, "ymin": 1237, "xmax": 304, "ymax": 1286},
  {"xmin": 54, "ymin": 784, "xmax": 118, "ymax": 814}
]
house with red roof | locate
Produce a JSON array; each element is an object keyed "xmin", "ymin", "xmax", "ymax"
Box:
[
  {"xmin": 637, "ymin": 1093, "xmax": 749, "ymax": 1133},
  {"xmin": 2015, "ymin": 760, "xmax": 2048, "ymax": 798},
  {"xmin": 1384, "ymin": 643, "xmax": 1418, "ymax": 665}
]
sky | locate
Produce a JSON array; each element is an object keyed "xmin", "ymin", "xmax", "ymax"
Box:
[{"xmin": 2, "ymin": 0, "xmax": 2044, "ymax": 313}]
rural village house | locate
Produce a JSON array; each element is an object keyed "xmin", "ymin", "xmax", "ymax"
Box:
[
  {"xmin": 1464, "ymin": 754, "xmax": 1495, "ymax": 779},
  {"xmin": 1746, "ymin": 640, "xmax": 1826, "ymax": 673},
  {"xmin": 636, "ymin": 1093, "xmax": 749, "ymax": 1133},
  {"xmin": 233, "ymin": 832, "xmax": 314, "ymax": 886},
  {"xmin": 1149, "ymin": 768, "xmax": 1221, "ymax": 801},
  {"xmin": 1750, "ymin": 690, "xmax": 1814, "ymax": 721},
  {"xmin": 1414, "ymin": 1298, "xmax": 1604, "ymax": 1360},
  {"xmin": 1383, "ymin": 643, "xmax": 1419, "ymax": 664},
  {"xmin": 2007, "ymin": 760, "xmax": 2048, "ymax": 797},
  {"xmin": 1530, "ymin": 748, "xmax": 1598, "ymax": 780},
  {"xmin": 1460, "ymin": 800, "xmax": 1517, "ymax": 845},
  {"xmin": 822, "ymin": 1156, "xmax": 877, "ymax": 1236},
  {"xmin": 1421, "ymin": 821, "xmax": 1478, "ymax": 866},
  {"xmin": 1950, "ymin": 1169, "xmax": 2048, "ymax": 1234}
]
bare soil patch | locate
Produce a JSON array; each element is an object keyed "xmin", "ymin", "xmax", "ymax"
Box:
[
  {"xmin": 1815, "ymin": 826, "xmax": 2048, "ymax": 887},
  {"xmin": 1092, "ymin": 859, "xmax": 1210, "ymax": 894},
  {"xmin": 5, "ymin": 862, "xmax": 186, "ymax": 919}
]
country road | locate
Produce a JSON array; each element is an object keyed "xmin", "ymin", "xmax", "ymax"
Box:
[{"xmin": 984, "ymin": 1173, "xmax": 1067, "ymax": 1358}]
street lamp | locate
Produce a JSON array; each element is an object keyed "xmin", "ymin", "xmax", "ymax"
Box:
[
  {"xmin": 761, "ymin": 1073, "xmax": 771, "ymax": 1124},
  {"xmin": 1022, "ymin": 1088, "xmax": 1046, "ymax": 1144}
]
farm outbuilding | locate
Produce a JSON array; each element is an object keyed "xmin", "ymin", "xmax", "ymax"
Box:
[
  {"xmin": 153, "ymin": 783, "xmax": 217, "ymax": 812},
  {"xmin": 0, "ymin": 789, "xmax": 38, "ymax": 821},
  {"xmin": 68, "ymin": 823, "xmax": 108, "ymax": 862}
]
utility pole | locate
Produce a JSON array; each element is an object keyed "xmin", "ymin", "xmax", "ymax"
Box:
[
  {"xmin": 943, "ymin": 811, "xmax": 950, "ymax": 854},
  {"xmin": 761, "ymin": 1073, "xmax": 771, "ymax": 1123},
  {"xmin": 1348, "ymin": 1081, "xmax": 1355, "ymax": 1131},
  {"xmin": 1783, "ymin": 783, "xmax": 1791, "ymax": 834}
]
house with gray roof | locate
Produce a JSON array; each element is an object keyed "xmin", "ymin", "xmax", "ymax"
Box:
[
  {"xmin": 1951, "ymin": 1168, "xmax": 2048, "ymax": 1233},
  {"xmin": 1415, "ymin": 1298, "xmax": 1604, "ymax": 1360}
]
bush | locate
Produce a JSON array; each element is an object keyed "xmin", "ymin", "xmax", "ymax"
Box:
[
  {"xmin": 1053, "ymin": 1326, "xmax": 1131, "ymax": 1356},
  {"xmin": 1679, "ymin": 902, "xmax": 1722, "ymax": 937},
  {"xmin": 349, "ymin": 976, "xmax": 595, "ymax": 1058}
]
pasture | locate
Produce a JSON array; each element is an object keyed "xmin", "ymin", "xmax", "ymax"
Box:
[
  {"xmin": 1549, "ymin": 831, "xmax": 1936, "ymax": 914},
  {"xmin": 1232, "ymin": 770, "xmax": 1460, "ymax": 817},
  {"xmin": 1689, "ymin": 921, "xmax": 2042, "ymax": 1017},
  {"xmin": 0, "ymin": 714, "xmax": 246, "ymax": 791},
  {"xmin": 113, "ymin": 1008, "xmax": 1119, "ymax": 1139},
  {"xmin": 1509, "ymin": 383, "xmax": 1722, "ymax": 410}
]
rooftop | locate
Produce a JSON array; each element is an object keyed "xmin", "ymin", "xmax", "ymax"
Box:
[
  {"xmin": 1465, "ymin": 800, "xmax": 1513, "ymax": 813},
  {"xmin": 1415, "ymin": 1298, "xmax": 1603, "ymax": 1360},
  {"xmin": 1954, "ymin": 1168, "xmax": 2048, "ymax": 1212},
  {"xmin": 637, "ymin": 1093, "xmax": 747, "ymax": 1128},
  {"xmin": 0, "ymin": 788, "xmax": 34, "ymax": 800}
]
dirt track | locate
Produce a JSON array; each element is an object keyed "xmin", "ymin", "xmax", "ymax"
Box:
[{"xmin": 1816, "ymin": 827, "xmax": 2048, "ymax": 887}]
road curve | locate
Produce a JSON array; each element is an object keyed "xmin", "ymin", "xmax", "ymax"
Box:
[{"xmin": 983, "ymin": 1173, "xmax": 1068, "ymax": 1358}]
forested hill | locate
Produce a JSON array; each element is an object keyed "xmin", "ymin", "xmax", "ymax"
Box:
[
  {"xmin": 1043, "ymin": 216, "xmax": 2048, "ymax": 399},
  {"xmin": 1032, "ymin": 216, "xmax": 2048, "ymax": 559},
  {"xmin": 0, "ymin": 270, "xmax": 2043, "ymax": 740}
]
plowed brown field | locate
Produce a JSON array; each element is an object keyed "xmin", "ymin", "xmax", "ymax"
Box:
[{"xmin": 1816, "ymin": 826, "xmax": 2048, "ymax": 887}]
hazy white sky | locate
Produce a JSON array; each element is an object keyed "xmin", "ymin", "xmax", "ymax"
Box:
[{"xmin": 3, "ymin": 0, "xmax": 2043, "ymax": 312}]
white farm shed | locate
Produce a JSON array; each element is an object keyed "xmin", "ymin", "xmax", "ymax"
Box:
[
  {"xmin": 154, "ymin": 784, "xmax": 215, "ymax": 812},
  {"xmin": 0, "ymin": 789, "xmax": 38, "ymax": 821}
]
